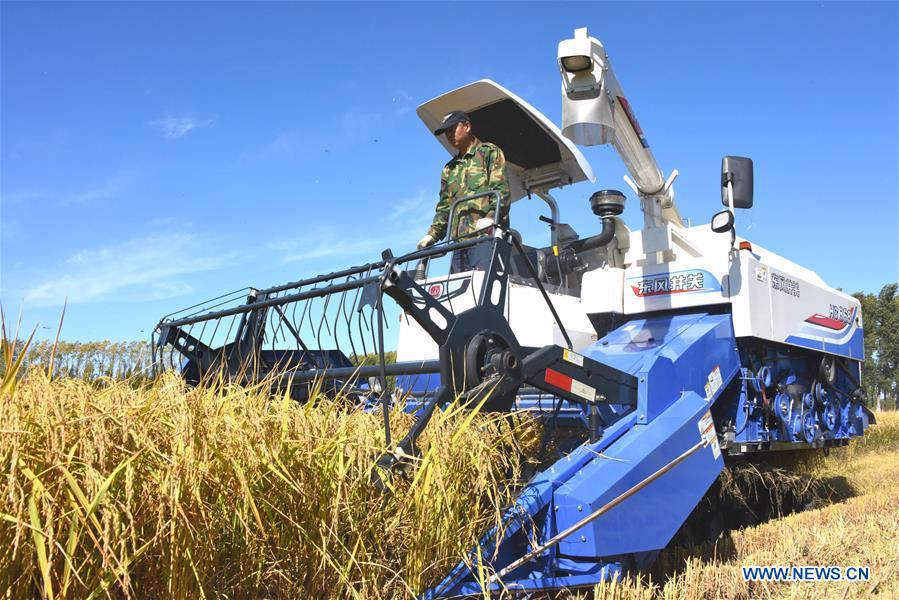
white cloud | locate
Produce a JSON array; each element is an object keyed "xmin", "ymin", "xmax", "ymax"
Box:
[
  {"xmin": 150, "ymin": 114, "xmax": 214, "ymax": 140},
  {"xmin": 264, "ymin": 190, "xmax": 437, "ymax": 267},
  {"xmin": 23, "ymin": 234, "xmax": 240, "ymax": 307},
  {"xmin": 386, "ymin": 189, "xmax": 431, "ymax": 222},
  {"xmin": 68, "ymin": 177, "xmax": 125, "ymax": 204},
  {"xmin": 63, "ymin": 171, "xmax": 139, "ymax": 206},
  {"xmin": 382, "ymin": 189, "xmax": 435, "ymax": 239},
  {"xmin": 281, "ymin": 238, "xmax": 378, "ymax": 263},
  {"xmin": 149, "ymin": 216, "xmax": 176, "ymax": 227},
  {"xmin": 277, "ymin": 236, "xmax": 377, "ymax": 264}
]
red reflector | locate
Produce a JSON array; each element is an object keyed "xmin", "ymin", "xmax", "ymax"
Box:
[
  {"xmin": 544, "ymin": 368, "xmax": 572, "ymax": 392},
  {"xmin": 739, "ymin": 241, "xmax": 753, "ymax": 251}
]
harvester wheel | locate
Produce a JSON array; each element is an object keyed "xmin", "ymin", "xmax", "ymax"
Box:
[{"xmin": 818, "ymin": 355, "xmax": 837, "ymax": 386}]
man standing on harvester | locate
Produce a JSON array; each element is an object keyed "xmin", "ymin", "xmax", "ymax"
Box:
[{"xmin": 417, "ymin": 110, "xmax": 511, "ymax": 272}]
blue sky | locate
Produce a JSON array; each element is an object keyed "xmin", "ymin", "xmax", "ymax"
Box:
[{"xmin": 1, "ymin": 1, "xmax": 897, "ymax": 342}]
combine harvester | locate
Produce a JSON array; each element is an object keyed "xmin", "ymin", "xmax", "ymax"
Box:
[{"xmin": 154, "ymin": 28, "xmax": 874, "ymax": 596}]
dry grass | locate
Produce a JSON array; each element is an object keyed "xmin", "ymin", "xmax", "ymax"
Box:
[
  {"xmin": 0, "ymin": 372, "xmax": 538, "ymax": 598},
  {"xmin": 585, "ymin": 411, "xmax": 899, "ymax": 599}
]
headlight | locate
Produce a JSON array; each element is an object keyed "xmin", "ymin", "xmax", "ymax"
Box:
[
  {"xmin": 710, "ymin": 209, "xmax": 735, "ymax": 233},
  {"xmin": 561, "ymin": 55, "xmax": 593, "ymax": 73}
]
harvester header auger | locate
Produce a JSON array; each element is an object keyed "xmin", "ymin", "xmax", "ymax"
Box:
[{"xmin": 154, "ymin": 26, "xmax": 875, "ymax": 597}]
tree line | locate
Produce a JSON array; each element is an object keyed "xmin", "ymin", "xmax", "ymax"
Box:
[
  {"xmin": 3, "ymin": 339, "xmax": 396, "ymax": 384},
  {"xmin": 6, "ymin": 339, "xmax": 154, "ymax": 382},
  {"xmin": 853, "ymin": 283, "xmax": 899, "ymax": 411}
]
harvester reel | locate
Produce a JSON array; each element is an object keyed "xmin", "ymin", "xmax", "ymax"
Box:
[{"xmin": 153, "ymin": 234, "xmax": 638, "ymax": 501}]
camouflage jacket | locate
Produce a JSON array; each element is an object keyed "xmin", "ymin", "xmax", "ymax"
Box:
[{"xmin": 426, "ymin": 138, "xmax": 511, "ymax": 241}]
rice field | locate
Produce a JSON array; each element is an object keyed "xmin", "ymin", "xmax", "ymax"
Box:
[{"xmin": 1, "ymin": 365, "xmax": 897, "ymax": 598}]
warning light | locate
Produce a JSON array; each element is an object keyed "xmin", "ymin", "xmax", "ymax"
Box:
[{"xmin": 739, "ymin": 241, "xmax": 753, "ymax": 252}]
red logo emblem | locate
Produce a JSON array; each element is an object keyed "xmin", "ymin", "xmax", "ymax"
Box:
[{"xmin": 428, "ymin": 284, "xmax": 443, "ymax": 298}]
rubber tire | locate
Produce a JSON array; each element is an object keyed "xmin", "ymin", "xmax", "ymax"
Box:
[{"xmin": 819, "ymin": 355, "xmax": 837, "ymax": 386}]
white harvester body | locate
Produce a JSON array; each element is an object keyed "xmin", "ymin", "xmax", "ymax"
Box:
[{"xmin": 397, "ymin": 77, "xmax": 862, "ymax": 369}]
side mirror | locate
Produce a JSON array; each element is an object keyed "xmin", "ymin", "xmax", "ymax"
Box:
[
  {"xmin": 721, "ymin": 156, "xmax": 753, "ymax": 209},
  {"xmin": 711, "ymin": 209, "xmax": 735, "ymax": 233}
]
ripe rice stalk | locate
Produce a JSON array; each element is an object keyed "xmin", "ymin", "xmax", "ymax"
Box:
[
  {"xmin": 0, "ymin": 370, "xmax": 538, "ymax": 598},
  {"xmin": 1, "ymin": 307, "xmax": 37, "ymax": 397}
]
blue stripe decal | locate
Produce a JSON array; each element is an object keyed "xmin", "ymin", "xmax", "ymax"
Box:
[{"xmin": 785, "ymin": 328, "xmax": 864, "ymax": 361}]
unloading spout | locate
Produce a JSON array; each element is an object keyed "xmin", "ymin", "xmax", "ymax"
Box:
[{"xmin": 558, "ymin": 27, "xmax": 683, "ymax": 229}]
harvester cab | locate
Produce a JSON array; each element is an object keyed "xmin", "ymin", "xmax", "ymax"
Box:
[
  {"xmin": 397, "ymin": 80, "xmax": 622, "ymax": 377},
  {"xmin": 153, "ymin": 26, "xmax": 874, "ymax": 597}
]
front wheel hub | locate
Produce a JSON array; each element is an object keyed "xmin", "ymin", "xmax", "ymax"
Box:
[{"xmin": 463, "ymin": 330, "xmax": 521, "ymax": 410}]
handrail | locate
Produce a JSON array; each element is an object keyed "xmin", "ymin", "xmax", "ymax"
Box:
[{"xmin": 445, "ymin": 190, "xmax": 503, "ymax": 242}]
